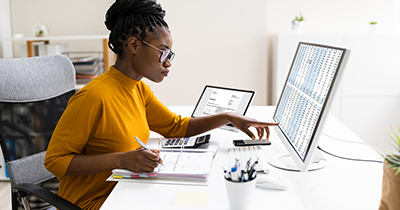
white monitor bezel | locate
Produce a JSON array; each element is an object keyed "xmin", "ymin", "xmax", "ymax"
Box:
[{"xmin": 272, "ymin": 42, "xmax": 350, "ymax": 172}]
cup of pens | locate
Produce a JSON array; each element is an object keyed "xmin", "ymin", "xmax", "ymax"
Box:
[{"xmin": 224, "ymin": 159, "xmax": 258, "ymax": 210}]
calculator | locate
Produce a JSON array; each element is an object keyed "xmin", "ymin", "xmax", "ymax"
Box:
[{"xmin": 161, "ymin": 134, "xmax": 211, "ymax": 148}]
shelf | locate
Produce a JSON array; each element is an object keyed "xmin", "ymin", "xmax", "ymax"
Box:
[{"xmin": 0, "ymin": 35, "xmax": 112, "ymax": 73}]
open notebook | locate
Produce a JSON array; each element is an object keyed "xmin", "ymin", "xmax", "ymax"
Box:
[{"xmin": 109, "ymin": 150, "xmax": 215, "ymax": 186}]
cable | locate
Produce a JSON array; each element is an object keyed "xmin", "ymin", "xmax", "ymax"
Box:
[
  {"xmin": 322, "ymin": 133, "xmax": 385, "ymax": 156},
  {"xmin": 317, "ymin": 145, "xmax": 383, "ymax": 163},
  {"xmin": 319, "ymin": 133, "xmax": 383, "ymax": 163}
]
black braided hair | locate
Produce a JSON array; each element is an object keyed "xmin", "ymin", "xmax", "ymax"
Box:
[{"xmin": 105, "ymin": 0, "xmax": 169, "ymax": 55}]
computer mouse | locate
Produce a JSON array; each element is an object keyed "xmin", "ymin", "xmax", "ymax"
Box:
[{"xmin": 256, "ymin": 175, "xmax": 290, "ymax": 190}]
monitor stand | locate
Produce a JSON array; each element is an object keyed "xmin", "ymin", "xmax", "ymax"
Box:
[{"xmin": 267, "ymin": 149, "xmax": 328, "ymax": 172}]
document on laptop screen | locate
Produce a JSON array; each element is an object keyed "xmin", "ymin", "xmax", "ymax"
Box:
[
  {"xmin": 202, "ymin": 88, "xmax": 245, "ymax": 115},
  {"xmin": 192, "ymin": 86, "xmax": 255, "ymax": 118}
]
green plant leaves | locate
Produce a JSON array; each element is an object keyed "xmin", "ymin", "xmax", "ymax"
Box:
[{"xmin": 385, "ymin": 125, "xmax": 400, "ymax": 175}]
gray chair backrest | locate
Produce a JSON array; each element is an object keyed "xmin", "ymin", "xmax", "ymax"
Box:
[
  {"xmin": 0, "ymin": 55, "xmax": 76, "ymax": 188},
  {"xmin": 0, "ymin": 54, "xmax": 76, "ymax": 103}
]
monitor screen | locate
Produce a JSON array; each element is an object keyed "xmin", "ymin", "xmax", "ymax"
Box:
[{"xmin": 271, "ymin": 42, "xmax": 348, "ymax": 172}]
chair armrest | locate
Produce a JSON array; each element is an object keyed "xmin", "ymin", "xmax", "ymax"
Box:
[{"xmin": 14, "ymin": 183, "xmax": 82, "ymax": 210}]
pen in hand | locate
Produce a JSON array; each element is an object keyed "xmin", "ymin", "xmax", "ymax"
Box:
[{"xmin": 135, "ymin": 136, "xmax": 165, "ymax": 168}]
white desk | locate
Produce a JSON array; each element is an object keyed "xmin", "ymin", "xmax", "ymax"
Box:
[{"xmin": 100, "ymin": 106, "xmax": 383, "ymax": 210}]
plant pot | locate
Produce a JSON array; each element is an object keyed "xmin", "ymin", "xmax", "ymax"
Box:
[
  {"xmin": 368, "ymin": 24, "xmax": 378, "ymax": 35},
  {"xmin": 292, "ymin": 21, "xmax": 304, "ymax": 34},
  {"xmin": 379, "ymin": 160, "xmax": 400, "ymax": 210}
]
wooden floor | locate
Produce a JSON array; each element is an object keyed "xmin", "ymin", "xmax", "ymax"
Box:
[{"xmin": 0, "ymin": 181, "xmax": 11, "ymax": 210}]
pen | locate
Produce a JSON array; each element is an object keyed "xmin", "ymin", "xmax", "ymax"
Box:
[
  {"xmin": 224, "ymin": 169, "xmax": 231, "ymax": 180},
  {"xmin": 246, "ymin": 159, "xmax": 251, "ymax": 172},
  {"xmin": 240, "ymin": 169, "xmax": 245, "ymax": 182},
  {"xmin": 243, "ymin": 170, "xmax": 248, "ymax": 182},
  {"xmin": 135, "ymin": 136, "xmax": 165, "ymax": 167},
  {"xmin": 248, "ymin": 160, "xmax": 258, "ymax": 181}
]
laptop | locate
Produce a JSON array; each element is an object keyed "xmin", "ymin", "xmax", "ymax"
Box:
[
  {"xmin": 161, "ymin": 85, "xmax": 255, "ymax": 149},
  {"xmin": 191, "ymin": 85, "xmax": 255, "ymax": 131}
]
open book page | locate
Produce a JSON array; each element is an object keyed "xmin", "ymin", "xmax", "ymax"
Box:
[{"xmin": 155, "ymin": 151, "xmax": 213, "ymax": 174}]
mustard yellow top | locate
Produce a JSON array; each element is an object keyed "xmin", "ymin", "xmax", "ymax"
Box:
[{"xmin": 44, "ymin": 66, "xmax": 190, "ymax": 210}]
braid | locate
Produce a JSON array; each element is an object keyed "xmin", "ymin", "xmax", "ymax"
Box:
[{"xmin": 105, "ymin": 0, "xmax": 169, "ymax": 55}]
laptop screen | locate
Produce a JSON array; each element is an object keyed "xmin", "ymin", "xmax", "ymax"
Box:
[{"xmin": 191, "ymin": 85, "xmax": 255, "ymax": 119}]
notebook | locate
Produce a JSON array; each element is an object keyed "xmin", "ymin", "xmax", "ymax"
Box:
[
  {"xmin": 109, "ymin": 150, "xmax": 214, "ymax": 186},
  {"xmin": 191, "ymin": 85, "xmax": 255, "ymax": 131}
]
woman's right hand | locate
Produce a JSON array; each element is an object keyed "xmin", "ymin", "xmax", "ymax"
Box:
[{"xmin": 119, "ymin": 148, "xmax": 161, "ymax": 173}]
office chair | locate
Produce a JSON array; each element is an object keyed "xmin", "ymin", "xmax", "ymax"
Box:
[{"xmin": 0, "ymin": 55, "xmax": 82, "ymax": 210}]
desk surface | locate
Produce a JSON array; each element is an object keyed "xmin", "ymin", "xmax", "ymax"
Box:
[{"xmin": 100, "ymin": 106, "xmax": 383, "ymax": 210}]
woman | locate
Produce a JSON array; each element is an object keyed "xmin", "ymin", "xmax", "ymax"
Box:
[{"xmin": 44, "ymin": 0, "xmax": 277, "ymax": 209}]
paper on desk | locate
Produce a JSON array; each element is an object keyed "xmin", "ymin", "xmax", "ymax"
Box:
[{"xmin": 172, "ymin": 191, "xmax": 209, "ymax": 206}]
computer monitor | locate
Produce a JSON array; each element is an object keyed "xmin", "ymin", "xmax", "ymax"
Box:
[{"xmin": 270, "ymin": 42, "xmax": 349, "ymax": 172}]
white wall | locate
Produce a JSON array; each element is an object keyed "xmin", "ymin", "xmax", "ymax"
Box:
[
  {"xmin": 147, "ymin": 0, "xmax": 268, "ymax": 106},
  {"xmin": 9, "ymin": 0, "xmax": 269, "ymax": 106},
  {"xmin": 266, "ymin": 0, "xmax": 397, "ymax": 35},
  {"xmin": 0, "ymin": 0, "xmax": 13, "ymax": 58}
]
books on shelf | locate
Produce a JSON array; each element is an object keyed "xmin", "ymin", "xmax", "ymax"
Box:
[
  {"xmin": 65, "ymin": 52, "xmax": 104, "ymax": 85},
  {"xmin": 70, "ymin": 56, "xmax": 94, "ymax": 63},
  {"xmin": 75, "ymin": 74, "xmax": 98, "ymax": 79},
  {"xmin": 75, "ymin": 61, "xmax": 102, "ymax": 75}
]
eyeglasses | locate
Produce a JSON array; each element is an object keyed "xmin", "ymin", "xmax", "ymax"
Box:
[{"xmin": 136, "ymin": 37, "xmax": 175, "ymax": 63}]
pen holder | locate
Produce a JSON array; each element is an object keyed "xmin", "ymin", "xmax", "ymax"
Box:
[{"xmin": 225, "ymin": 175, "xmax": 256, "ymax": 210}]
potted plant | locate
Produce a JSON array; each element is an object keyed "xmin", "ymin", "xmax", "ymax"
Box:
[
  {"xmin": 292, "ymin": 13, "xmax": 304, "ymax": 34},
  {"xmin": 379, "ymin": 125, "xmax": 400, "ymax": 210},
  {"xmin": 32, "ymin": 21, "xmax": 49, "ymax": 37}
]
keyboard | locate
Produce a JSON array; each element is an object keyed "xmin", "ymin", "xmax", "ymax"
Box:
[{"xmin": 228, "ymin": 145, "xmax": 270, "ymax": 173}]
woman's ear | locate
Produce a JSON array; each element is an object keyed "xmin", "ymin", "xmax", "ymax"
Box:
[{"xmin": 126, "ymin": 37, "xmax": 140, "ymax": 54}]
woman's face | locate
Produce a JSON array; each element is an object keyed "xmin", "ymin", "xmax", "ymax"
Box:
[{"xmin": 131, "ymin": 27, "xmax": 173, "ymax": 83}]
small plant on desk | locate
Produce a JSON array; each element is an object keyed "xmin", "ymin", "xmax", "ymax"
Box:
[
  {"xmin": 384, "ymin": 125, "xmax": 400, "ymax": 174},
  {"xmin": 379, "ymin": 124, "xmax": 400, "ymax": 210}
]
